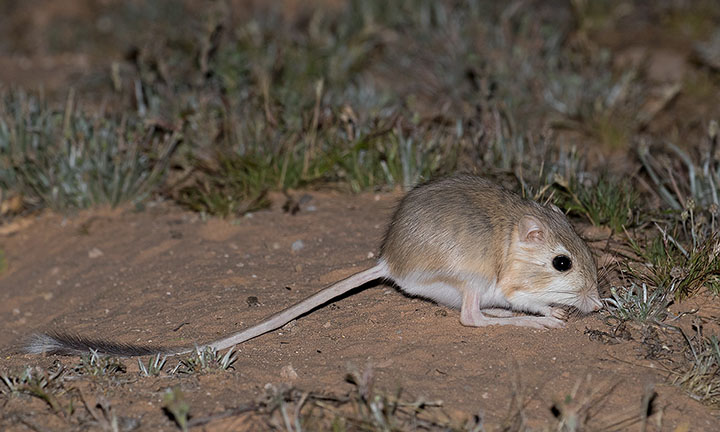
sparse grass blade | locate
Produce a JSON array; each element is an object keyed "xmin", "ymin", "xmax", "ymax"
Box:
[
  {"xmin": 171, "ymin": 346, "xmax": 237, "ymax": 374},
  {"xmin": 673, "ymin": 331, "xmax": 720, "ymax": 407},
  {"xmin": 627, "ymin": 227, "xmax": 720, "ymax": 299},
  {"xmin": 139, "ymin": 354, "xmax": 168, "ymax": 377},
  {"xmin": 75, "ymin": 350, "xmax": 127, "ymax": 377},
  {"xmin": 558, "ymin": 174, "xmax": 639, "ymax": 232},
  {"xmin": 604, "ymin": 283, "xmax": 674, "ymax": 323},
  {"xmin": 163, "ymin": 387, "xmax": 190, "ymax": 432}
]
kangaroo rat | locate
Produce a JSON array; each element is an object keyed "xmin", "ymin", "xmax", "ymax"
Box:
[{"xmin": 27, "ymin": 174, "xmax": 601, "ymax": 356}]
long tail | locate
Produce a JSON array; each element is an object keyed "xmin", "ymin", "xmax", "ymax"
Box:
[
  {"xmin": 25, "ymin": 332, "xmax": 185, "ymax": 356},
  {"xmin": 207, "ymin": 263, "xmax": 387, "ymax": 351},
  {"xmin": 25, "ymin": 263, "xmax": 387, "ymax": 357}
]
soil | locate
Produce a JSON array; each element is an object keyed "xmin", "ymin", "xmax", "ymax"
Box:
[
  {"xmin": 2, "ymin": 1, "xmax": 720, "ymax": 430},
  {"xmin": 1, "ymin": 191, "xmax": 718, "ymax": 430}
]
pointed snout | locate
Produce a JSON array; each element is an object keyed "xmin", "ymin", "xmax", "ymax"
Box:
[{"xmin": 576, "ymin": 290, "xmax": 603, "ymax": 314}]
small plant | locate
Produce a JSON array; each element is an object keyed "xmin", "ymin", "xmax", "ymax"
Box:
[
  {"xmin": 604, "ymin": 282, "xmax": 674, "ymax": 323},
  {"xmin": 337, "ymin": 126, "xmax": 457, "ymax": 193},
  {"xmin": 170, "ymin": 346, "xmax": 237, "ymax": 374},
  {"xmin": 81, "ymin": 394, "xmax": 124, "ymax": 432},
  {"xmin": 138, "ymin": 354, "xmax": 168, "ymax": 377},
  {"xmin": 175, "ymin": 153, "xmax": 274, "ymax": 217},
  {"xmin": 549, "ymin": 374, "xmax": 656, "ymax": 432},
  {"xmin": 1, "ymin": 364, "xmax": 74, "ymax": 416},
  {"xmin": 628, "ymin": 226, "xmax": 720, "ymax": 299},
  {"xmin": 163, "ymin": 386, "xmax": 190, "ymax": 432},
  {"xmin": 342, "ymin": 365, "xmax": 407, "ymax": 431},
  {"xmin": 2, "ymin": 366, "xmax": 56, "ymax": 397},
  {"xmin": 75, "ymin": 350, "xmax": 127, "ymax": 377},
  {"xmin": 558, "ymin": 174, "xmax": 639, "ymax": 233},
  {"xmin": 673, "ymin": 332, "xmax": 720, "ymax": 407}
]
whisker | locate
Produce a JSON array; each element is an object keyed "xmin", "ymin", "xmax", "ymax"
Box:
[{"xmin": 538, "ymin": 289, "xmax": 583, "ymax": 295}]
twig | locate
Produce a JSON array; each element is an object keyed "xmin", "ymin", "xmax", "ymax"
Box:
[{"xmin": 653, "ymin": 222, "xmax": 688, "ymax": 258}]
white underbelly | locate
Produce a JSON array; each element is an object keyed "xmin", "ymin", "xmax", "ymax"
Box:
[
  {"xmin": 393, "ymin": 273, "xmax": 464, "ymax": 308},
  {"xmin": 380, "ymin": 259, "xmax": 508, "ymax": 310}
]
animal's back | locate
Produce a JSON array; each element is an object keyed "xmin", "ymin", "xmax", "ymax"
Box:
[{"xmin": 380, "ymin": 175, "xmax": 534, "ymax": 279}]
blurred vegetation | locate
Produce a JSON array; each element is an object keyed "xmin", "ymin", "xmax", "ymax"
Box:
[
  {"xmin": 2, "ymin": 0, "xmax": 720, "ymax": 313},
  {"xmin": 1, "ymin": 0, "xmax": 718, "ymax": 213},
  {"xmin": 0, "ymin": 90, "xmax": 178, "ymax": 211},
  {"xmin": 558, "ymin": 174, "xmax": 640, "ymax": 233},
  {"xmin": 2, "ymin": 0, "xmax": 670, "ymax": 215},
  {"xmin": 2, "ymin": 0, "xmax": 720, "ymax": 416}
]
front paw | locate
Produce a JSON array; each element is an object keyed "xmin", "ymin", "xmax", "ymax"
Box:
[
  {"xmin": 514, "ymin": 315, "xmax": 565, "ymax": 329},
  {"xmin": 549, "ymin": 307, "xmax": 569, "ymax": 321},
  {"xmin": 539, "ymin": 316, "xmax": 566, "ymax": 328}
]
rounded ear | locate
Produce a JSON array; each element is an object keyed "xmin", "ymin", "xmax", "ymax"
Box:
[
  {"xmin": 518, "ymin": 215, "xmax": 545, "ymax": 244},
  {"xmin": 548, "ymin": 203, "xmax": 563, "ymax": 214}
]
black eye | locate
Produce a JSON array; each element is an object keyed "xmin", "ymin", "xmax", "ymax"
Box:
[{"xmin": 552, "ymin": 255, "xmax": 572, "ymax": 272}]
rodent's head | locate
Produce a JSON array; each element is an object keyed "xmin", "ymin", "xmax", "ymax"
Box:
[{"xmin": 502, "ymin": 204, "xmax": 601, "ymax": 314}]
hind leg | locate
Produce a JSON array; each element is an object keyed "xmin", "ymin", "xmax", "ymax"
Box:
[{"xmin": 480, "ymin": 308, "xmax": 514, "ymax": 317}]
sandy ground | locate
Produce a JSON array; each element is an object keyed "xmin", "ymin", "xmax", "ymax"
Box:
[{"xmin": 1, "ymin": 191, "xmax": 718, "ymax": 430}]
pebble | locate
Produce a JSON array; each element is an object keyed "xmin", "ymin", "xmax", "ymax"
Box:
[
  {"xmin": 280, "ymin": 364, "xmax": 298, "ymax": 380},
  {"xmin": 291, "ymin": 240, "xmax": 305, "ymax": 252}
]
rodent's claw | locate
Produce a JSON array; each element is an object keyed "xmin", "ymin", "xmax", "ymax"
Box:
[
  {"xmin": 539, "ymin": 317, "xmax": 566, "ymax": 329},
  {"xmin": 550, "ymin": 307, "xmax": 569, "ymax": 321},
  {"xmin": 508, "ymin": 316, "xmax": 565, "ymax": 329}
]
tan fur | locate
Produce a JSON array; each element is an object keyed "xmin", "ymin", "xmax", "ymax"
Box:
[{"xmin": 382, "ymin": 175, "xmax": 597, "ymax": 305}]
